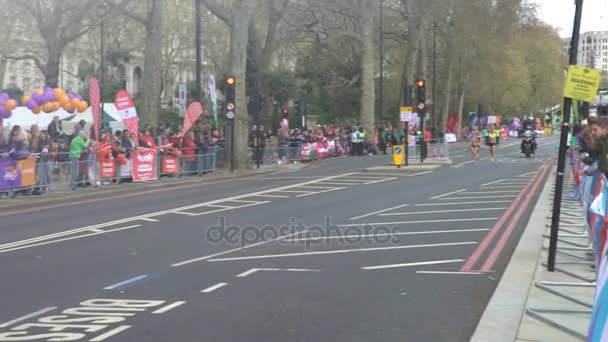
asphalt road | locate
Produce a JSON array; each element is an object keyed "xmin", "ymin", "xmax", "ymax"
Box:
[{"xmin": 0, "ymin": 137, "xmax": 557, "ymax": 342}]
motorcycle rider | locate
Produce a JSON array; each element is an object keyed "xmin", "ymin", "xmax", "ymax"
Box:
[{"xmin": 521, "ymin": 130, "xmax": 536, "ymax": 155}]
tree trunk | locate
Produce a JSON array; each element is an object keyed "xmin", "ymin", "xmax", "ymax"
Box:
[
  {"xmin": 457, "ymin": 79, "xmax": 466, "ymax": 140},
  {"xmin": 0, "ymin": 58, "xmax": 8, "ymax": 90},
  {"xmin": 141, "ymin": 0, "xmax": 164, "ymax": 127},
  {"xmin": 440, "ymin": 60, "xmax": 454, "ymax": 132},
  {"xmin": 419, "ymin": 31, "xmax": 428, "ymax": 80},
  {"xmin": 44, "ymin": 45, "xmax": 63, "ymax": 88},
  {"xmin": 229, "ymin": 0, "xmax": 256, "ymax": 170},
  {"xmin": 359, "ymin": 0, "xmax": 376, "ymax": 131}
]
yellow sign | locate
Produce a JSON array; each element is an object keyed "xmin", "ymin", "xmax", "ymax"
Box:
[
  {"xmin": 563, "ymin": 65, "xmax": 602, "ymax": 102},
  {"xmin": 392, "ymin": 144, "xmax": 405, "ymax": 167}
]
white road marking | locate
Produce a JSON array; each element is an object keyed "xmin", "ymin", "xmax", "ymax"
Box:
[
  {"xmin": 272, "ymin": 190, "xmax": 313, "ymax": 193},
  {"xmin": 284, "ymin": 228, "xmax": 490, "ymax": 241},
  {"xmin": 349, "ymin": 203, "xmax": 410, "ymax": 220},
  {"xmin": 171, "ymin": 201, "xmax": 270, "ymax": 216},
  {"xmin": 358, "ymin": 172, "xmax": 409, "ymax": 177},
  {"xmin": 171, "ymin": 230, "xmax": 307, "ymax": 267},
  {"xmin": 518, "ymin": 171, "xmax": 537, "ymax": 177},
  {"xmin": 316, "ymin": 181, "xmax": 359, "ymax": 185},
  {"xmin": 89, "ymin": 228, "xmax": 105, "ymax": 233},
  {"xmin": 201, "ymin": 282, "xmax": 228, "ymax": 293},
  {"xmin": 480, "ymin": 185, "xmax": 523, "ymax": 189},
  {"xmin": 139, "ymin": 217, "xmax": 159, "ymax": 222},
  {"xmin": 380, "ymin": 207, "xmax": 508, "ymax": 216},
  {"xmin": 480, "ymin": 179, "xmax": 506, "ymax": 186},
  {"xmin": 236, "ymin": 268, "xmax": 320, "ymax": 277},
  {"xmin": 0, "ymin": 225, "xmax": 143, "ymax": 254},
  {"xmin": 204, "ymin": 204, "xmax": 234, "ymax": 208},
  {"xmin": 296, "ymin": 185, "xmax": 342, "ymax": 189},
  {"xmin": 90, "ymin": 326, "xmax": 132, "ymax": 342},
  {"xmin": 341, "ymin": 178, "xmax": 392, "ymax": 182},
  {"xmin": 365, "ymin": 178, "xmax": 398, "ymax": 184},
  {"xmin": 408, "ymin": 171, "xmax": 433, "ymax": 176},
  {"xmin": 296, "ymin": 188, "xmax": 344, "ymax": 197},
  {"xmin": 451, "ymin": 164, "xmax": 464, "ymax": 168},
  {"xmin": 362, "ymin": 259, "xmax": 465, "ymax": 270},
  {"xmin": 151, "ymin": 301, "xmax": 187, "ymax": 314},
  {"xmin": 430, "ymin": 189, "xmax": 466, "ymax": 199},
  {"xmin": 208, "ymin": 242, "xmax": 478, "ymax": 262},
  {"xmin": 416, "ymin": 271, "xmax": 483, "ymax": 275},
  {"xmin": 253, "ymin": 194, "xmax": 291, "ymax": 198},
  {"xmin": 337, "ymin": 218, "xmax": 498, "ymax": 227},
  {"xmin": 0, "ymin": 307, "xmax": 57, "ymax": 328},
  {"xmin": 438, "ymin": 195, "xmax": 516, "ymax": 200},
  {"xmin": 104, "ymin": 274, "xmax": 149, "ymax": 290},
  {"xmin": 459, "ymin": 191, "xmax": 520, "ymax": 194},
  {"xmin": 414, "ymin": 200, "xmax": 512, "ymax": 206},
  {"xmin": 452, "ymin": 154, "xmax": 465, "ymax": 158}
]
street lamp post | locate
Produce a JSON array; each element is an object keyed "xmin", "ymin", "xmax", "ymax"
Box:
[
  {"xmin": 379, "ymin": 0, "xmax": 384, "ymax": 125},
  {"xmin": 99, "ymin": 4, "xmax": 106, "ymax": 138},
  {"xmin": 432, "ymin": 21, "xmax": 437, "ymax": 135},
  {"xmin": 195, "ymin": 0, "xmax": 202, "ymax": 102}
]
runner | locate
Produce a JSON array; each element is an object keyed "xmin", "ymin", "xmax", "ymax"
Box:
[
  {"xmin": 487, "ymin": 124, "xmax": 498, "ymax": 161},
  {"xmin": 470, "ymin": 128, "xmax": 482, "ymax": 161}
]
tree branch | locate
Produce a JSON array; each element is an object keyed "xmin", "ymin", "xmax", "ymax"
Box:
[{"xmin": 202, "ymin": 0, "xmax": 233, "ymax": 26}]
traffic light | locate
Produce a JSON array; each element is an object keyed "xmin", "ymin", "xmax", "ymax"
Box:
[
  {"xmin": 225, "ymin": 76, "xmax": 236, "ymax": 120},
  {"xmin": 282, "ymin": 108, "xmax": 289, "ymax": 119},
  {"xmin": 415, "ymin": 79, "xmax": 426, "ymax": 107}
]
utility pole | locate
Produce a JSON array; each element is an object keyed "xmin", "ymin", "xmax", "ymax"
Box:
[
  {"xmin": 379, "ymin": 0, "xmax": 384, "ymax": 125},
  {"xmin": 547, "ymin": 0, "xmax": 584, "ymax": 272},
  {"xmin": 195, "ymin": 0, "xmax": 202, "ymax": 102}
]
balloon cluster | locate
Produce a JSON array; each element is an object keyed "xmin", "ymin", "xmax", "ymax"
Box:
[
  {"xmin": 0, "ymin": 93, "xmax": 18, "ymax": 119},
  {"xmin": 21, "ymin": 88, "xmax": 88, "ymax": 115}
]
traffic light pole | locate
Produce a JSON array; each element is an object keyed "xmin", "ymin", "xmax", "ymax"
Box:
[{"xmin": 547, "ymin": 0, "xmax": 584, "ymax": 272}]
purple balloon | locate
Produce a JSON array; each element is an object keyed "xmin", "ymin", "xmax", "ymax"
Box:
[
  {"xmin": 0, "ymin": 93, "xmax": 8, "ymax": 102},
  {"xmin": 0, "ymin": 107, "xmax": 10, "ymax": 119},
  {"xmin": 42, "ymin": 89, "xmax": 56, "ymax": 103},
  {"xmin": 44, "ymin": 87, "xmax": 53, "ymax": 93},
  {"xmin": 67, "ymin": 93, "xmax": 75, "ymax": 100},
  {"xmin": 67, "ymin": 107, "xmax": 75, "ymax": 114},
  {"xmin": 75, "ymin": 94, "xmax": 83, "ymax": 101},
  {"xmin": 32, "ymin": 92, "xmax": 43, "ymax": 105},
  {"xmin": 26, "ymin": 99, "xmax": 37, "ymax": 110}
]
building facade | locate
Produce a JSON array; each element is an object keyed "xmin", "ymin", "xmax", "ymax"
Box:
[{"xmin": 563, "ymin": 31, "xmax": 608, "ymax": 71}]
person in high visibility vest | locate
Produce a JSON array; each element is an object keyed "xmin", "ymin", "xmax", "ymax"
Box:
[
  {"xmin": 487, "ymin": 124, "xmax": 498, "ymax": 161},
  {"xmin": 356, "ymin": 126, "xmax": 366, "ymax": 156}
]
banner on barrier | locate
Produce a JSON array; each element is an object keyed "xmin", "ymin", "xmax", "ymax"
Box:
[
  {"xmin": 17, "ymin": 158, "xmax": 36, "ymax": 187},
  {"xmin": 132, "ymin": 148, "xmax": 158, "ymax": 182},
  {"xmin": 100, "ymin": 160, "xmax": 116, "ymax": 178},
  {"xmin": 0, "ymin": 157, "xmax": 37, "ymax": 190},
  {"xmin": 162, "ymin": 156, "xmax": 179, "ymax": 174}
]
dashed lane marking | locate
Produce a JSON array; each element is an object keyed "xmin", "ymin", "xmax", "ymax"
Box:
[
  {"xmin": 430, "ymin": 189, "xmax": 466, "ymax": 200},
  {"xmin": 380, "ymin": 207, "xmax": 509, "ymax": 216},
  {"xmin": 349, "ymin": 203, "xmax": 410, "ymax": 220},
  {"xmin": 414, "ymin": 200, "xmax": 512, "ymax": 206},
  {"xmin": 284, "ymin": 228, "xmax": 490, "ymax": 242},
  {"xmin": 338, "ymin": 218, "xmax": 498, "ymax": 227},
  {"xmin": 201, "ymin": 282, "xmax": 228, "ymax": 293},
  {"xmin": 362, "ymin": 259, "xmax": 465, "ymax": 270}
]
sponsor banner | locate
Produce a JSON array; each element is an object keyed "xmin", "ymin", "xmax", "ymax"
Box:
[
  {"xmin": 0, "ymin": 159, "xmax": 21, "ymax": 190},
  {"xmin": 131, "ymin": 148, "xmax": 158, "ymax": 182},
  {"xmin": 115, "ymin": 90, "xmax": 139, "ymax": 143},
  {"xmin": 162, "ymin": 156, "xmax": 179, "ymax": 174},
  {"xmin": 16, "ymin": 158, "xmax": 36, "ymax": 187},
  {"xmin": 100, "ymin": 160, "xmax": 117, "ymax": 178}
]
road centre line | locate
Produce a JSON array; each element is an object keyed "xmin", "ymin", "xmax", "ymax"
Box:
[
  {"xmin": 171, "ymin": 229, "xmax": 307, "ymax": 267},
  {"xmin": 438, "ymin": 195, "xmax": 516, "ymax": 200},
  {"xmin": 171, "ymin": 201, "xmax": 271, "ymax": 216},
  {"xmin": 103, "ymin": 274, "xmax": 149, "ymax": 290},
  {"xmin": 208, "ymin": 242, "xmax": 478, "ymax": 262},
  {"xmin": 414, "ymin": 200, "xmax": 512, "ymax": 206},
  {"xmin": 89, "ymin": 326, "xmax": 132, "ymax": 342},
  {"xmin": 459, "ymin": 191, "xmax": 521, "ymax": 194},
  {"xmin": 284, "ymin": 228, "xmax": 490, "ymax": 241},
  {"xmin": 362, "ymin": 259, "xmax": 465, "ymax": 270},
  {"xmin": 349, "ymin": 203, "xmax": 410, "ymax": 220},
  {"xmin": 430, "ymin": 189, "xmax": 467, "ymax": 199},
  {"xmin": 338, "ymin": 218, "xmax": 498, "ymax": 227},
  {"xmin": 408, "ymin": 171, "xmax": 433, "ymax": 176},
  {"xmin": 201, "ymin": 283, "xmax": 228, "ymax": 293},
  {"xmin": 0, "ymin": 225, "xmax": 143, "ymax": 254},
  {"xmin": 0, "ymin": 307, "xmax": 57, "ymax": 328},
  {"xmin": 139, "ymin": 217, "xmax": 159, "ymax": 222},
  {"xmin": 151, "ymin": 301, "xmax": 187, "ymax": 314},
  {"xmin": 380, "ymin": 208, "xmax": 508, "ymax": 216},
  {"xmin": 480, "ymin": 179, "xmax": 506, "ymax": 186}
]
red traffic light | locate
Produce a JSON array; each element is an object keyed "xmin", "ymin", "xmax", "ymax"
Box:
[
  {"xmin": 226, "ymin": 76, "xmax": 236, "ymax": 86},
  {"xmin": 282, "ymin": 108, "xmax": 289, "ymax": 115},
  {"xmin": 416, "ymin": 80, "xmax": 425, "ymax": 88}
]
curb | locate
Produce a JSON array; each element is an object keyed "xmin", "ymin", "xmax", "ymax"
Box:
[{"xmin": 470, "ymin": 166, "xmax": 555, "ymax": 342}]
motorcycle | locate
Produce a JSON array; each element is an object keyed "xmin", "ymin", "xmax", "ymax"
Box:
[{"xmin": 521, "ymin": 136, "xmax": 535, "ymax": 158}]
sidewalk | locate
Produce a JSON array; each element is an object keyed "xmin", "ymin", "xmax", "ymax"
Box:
[
  {"xmin": 0, "ymin": 163, "xmax": 308, "ymax": 214},
  {"xmin": 471, "ymin": 170, "xmax": 593, "ymax": 342}
]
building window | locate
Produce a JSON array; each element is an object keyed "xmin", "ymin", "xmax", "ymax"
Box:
[
  {"xmin": 23, "ymin": 77, "xmax": 31, "ymax": 91},
  {"xmin": 9, "ymin": 76, "xmax": 16, "ymax": 88}
]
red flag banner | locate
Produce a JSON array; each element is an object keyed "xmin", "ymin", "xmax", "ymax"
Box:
[
  {"xmin": 115, "ymin": 90, "xmax": 139, "ymax": 143},
  {"xmin": 179, "ymin": 102, "xmax": 204, "ymax": 136},
  {"xmin": 90, "ymin": 77, "xmax": 100, "ymax": 142},
  {"xmin": 447, "ymin": 113, "xmax": 459, "ymax": 134}
]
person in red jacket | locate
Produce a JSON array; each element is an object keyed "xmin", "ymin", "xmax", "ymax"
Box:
[
  {"xmin": 139, "ymin": 129, "xmax": 157, "ymax": 149},
  {"xmin": 181, "ymin": 131, "xmax": 198, "ymax": 175}
]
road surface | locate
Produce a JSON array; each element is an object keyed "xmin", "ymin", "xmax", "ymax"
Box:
[{"xmin": 0, "ymin": 137, "xmax": 557, "ymax": 342}]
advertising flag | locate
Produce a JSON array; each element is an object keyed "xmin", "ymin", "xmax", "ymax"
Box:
[
  {"xmin": 209, "ymin": 75, "xmax": 218, "ymax": 128},
  {"xmin": 90, "ymin": 77, "xmax": 101, "ymax": 141},
  {"xmin": 114, "ymin": 90, "xmax": 139, "ymax": 143}
]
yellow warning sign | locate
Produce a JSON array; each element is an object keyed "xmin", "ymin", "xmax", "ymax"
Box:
[
  {"xmin": 392, "ymin": 144, "xmax": 405, "ymax": 167},
  {"xmin": 563, "ymin": 65, "xmax": 602, "ymax": 103}
]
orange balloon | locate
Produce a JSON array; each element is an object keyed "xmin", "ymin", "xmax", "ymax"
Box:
[
  {"xmin": 76, "ymin": 101, "xmax": 88, "ymax": 113},
  {"xmin": 52, "ymin": 101, "xmax": 61, "ymax": 111},
  {"xmin": 4, "ymin": 99, "xmax": 17, "ymax": 111},
  {"xmin": 21, "ymin": 95, "xmax": 31, "ymax": 106},
  {"xmin": 42, "ymin": 102, "xmax": 54, "ymax": 113},
  {"xmin": 58, "ymin": 95, "xmax": 69, "ymax": 106},
  {"xmin": 63, "ymin": 102, "xmax": 73, "ymax": 112},
  {"xmin": 32, "ymin": 106, "xmax": 41, "ymax": 114},
  {"xmin": 53, "ymin": 88, "xmax": 65, "ymax": 98},
  {"xmin": 70, "ymin": 98, "xmax": 80, "ymax": 109}
]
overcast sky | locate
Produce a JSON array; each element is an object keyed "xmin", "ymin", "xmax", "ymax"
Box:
[{"xmin": 530, "ymin": 0, "xmax": 608, "ymax": 37}]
